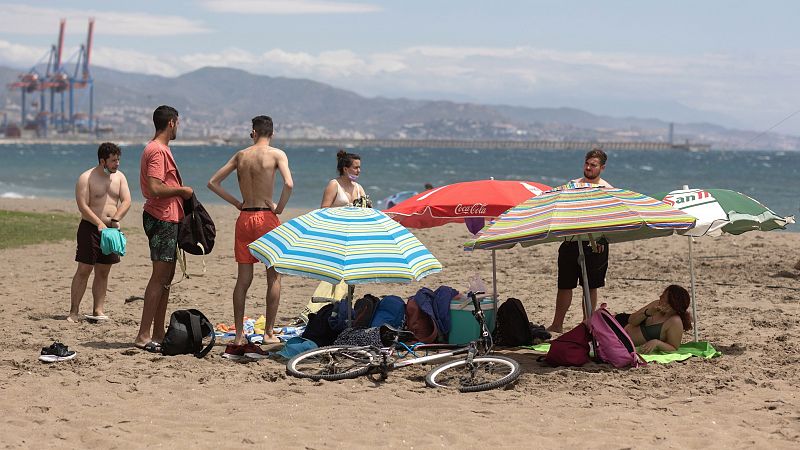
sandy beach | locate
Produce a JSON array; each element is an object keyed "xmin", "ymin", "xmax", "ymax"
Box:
[{"xmin": 0, "ymin": 197, "xmax": 798, "ymax": 448}]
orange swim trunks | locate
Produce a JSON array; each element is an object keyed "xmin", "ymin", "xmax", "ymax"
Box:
[{"xmin": 235, "ymin": 209, "xmax": 281, "ymax": 264}]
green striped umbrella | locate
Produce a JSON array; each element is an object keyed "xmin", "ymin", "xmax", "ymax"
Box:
[
  {"xmin": 248, "ymin": 206, "xmax": 442, "ymax": 285},
  {"xmin": 466, "ymin": 183, "xmax": 696, "ymax": 320},
  {"xmin": 655, "ymin": 187, "xmax": 795, "ymax": 340}
]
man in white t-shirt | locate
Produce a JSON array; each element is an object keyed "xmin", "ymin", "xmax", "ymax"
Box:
[{"xmin": 548, "ymin": 148, "xmax": 612, "ymax": 333}]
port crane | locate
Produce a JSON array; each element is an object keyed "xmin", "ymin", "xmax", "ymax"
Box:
[{"xmin": 5, "ymin": 19, "xmax": 95, "ymax": 135}]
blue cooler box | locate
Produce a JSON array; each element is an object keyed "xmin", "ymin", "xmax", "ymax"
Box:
[{"xmin": 448, "ymin": 296, "xmax": 496, "ymax": 345}]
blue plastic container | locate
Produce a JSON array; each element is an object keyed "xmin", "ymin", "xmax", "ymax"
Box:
[{"xmin": 447, "ymin": 297, "xmax": 496, "ymax": 345}]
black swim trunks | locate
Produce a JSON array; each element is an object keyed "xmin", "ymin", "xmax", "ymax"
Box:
[
  {"xmin": 75, "ymin": 220, "xmax": 120, "ymax": 265},
  {"xmin": 557, "ymin": 240, "xmax": 609, "ymax": 290},
  {"xmin": 143, "ymin": 211, "xmax": 178, "ymax": 262}
]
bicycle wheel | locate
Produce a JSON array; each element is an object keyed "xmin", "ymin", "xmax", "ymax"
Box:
[
  {"xmin": 286, "ymin": 345, "xmax": 376, "ymax": 381},
  {"xmin": 425, "ymin": 355, "xmax": 521, "ymax": 392}
]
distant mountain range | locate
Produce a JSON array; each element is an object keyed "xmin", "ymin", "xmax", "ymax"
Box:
[{"xmin": 1, "ymin": 65, "xmax": 797, "ymax": 150}]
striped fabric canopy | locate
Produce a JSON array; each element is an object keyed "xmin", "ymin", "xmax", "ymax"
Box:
[
  {"xmin": 466, "ymin": 184, "xmax": 696, "ymax": 250},
  {"xmin": 249, "ymin": 207, "xmax": 442, "ymax": 285}
]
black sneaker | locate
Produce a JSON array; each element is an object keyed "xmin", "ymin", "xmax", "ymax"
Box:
[{"xmin": 39, "ymin": 342, "xmax": 77, "ymax": 363}]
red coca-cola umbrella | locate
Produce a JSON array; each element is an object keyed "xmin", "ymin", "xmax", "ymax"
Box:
[
  {"xmin": 384, "ymin": 179, "xmax": 552, "ymax": 304},
  {"xmin": 385, "ymin": 179, "xmax": 552, "ymax": 231}
]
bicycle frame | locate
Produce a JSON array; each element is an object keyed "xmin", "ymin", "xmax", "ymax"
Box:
[{"xmin": 374, "ymin": 290, "xmax": 493, "ymax": 373}]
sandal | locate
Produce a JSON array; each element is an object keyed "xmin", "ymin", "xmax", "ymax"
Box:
[{"xmin": 135, "ymin": 342, "xmax": 162, "ymax": 354}]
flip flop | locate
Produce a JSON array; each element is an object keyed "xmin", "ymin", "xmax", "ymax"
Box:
[
  {"xmin": 84, "ymin": 314, "xmax": 110, "ymax": 323},
  {"xmin": 135, "ymin": 342, "xmax": 162, "ymax": 354}
]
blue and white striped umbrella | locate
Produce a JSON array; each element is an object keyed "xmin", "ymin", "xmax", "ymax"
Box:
[{"xmin": 248, "ymin": 207, "xmax": 442, "ymax": 285}]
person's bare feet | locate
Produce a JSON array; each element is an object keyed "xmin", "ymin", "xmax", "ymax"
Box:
[
  {"xmin": 262, "ymin": 335, "xmax": 281, "ymax": 345},
  {"xmin": 66, "ymin": 313, "xmax": 81, "ymax": 323},
  {"xmin": 546, "ymin": 325, "xmax": 563, "ymax": 333}
]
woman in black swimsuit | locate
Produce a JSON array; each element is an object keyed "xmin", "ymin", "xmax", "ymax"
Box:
[{"xmin": 618, "ymin": 285, "xmax": 692, "ymax": 353}]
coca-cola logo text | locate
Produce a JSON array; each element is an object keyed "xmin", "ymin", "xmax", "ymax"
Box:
[{"xmin": 454, "ymin": 203, "xmax": 488, "ymax": 215}]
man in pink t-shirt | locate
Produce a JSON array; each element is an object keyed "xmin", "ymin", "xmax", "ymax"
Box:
[
  {"xmin": 140, "ymin": 140, "xmax": 183, "ymax": 223},
  {"xmin": 134, "ymin": 105, "xmax": 193, "ymax": 353}
]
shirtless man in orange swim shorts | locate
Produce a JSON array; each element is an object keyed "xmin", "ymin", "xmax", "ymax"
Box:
[{"xmin": 208, "ymin": 115, "xmax": 293, "ymax": 358}]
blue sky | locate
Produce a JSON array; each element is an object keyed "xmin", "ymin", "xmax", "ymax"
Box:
[{"xmin": 2, "ymin": 0, "xmax": 800, "ymax": 134}]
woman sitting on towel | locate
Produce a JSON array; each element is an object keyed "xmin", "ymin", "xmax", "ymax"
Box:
[
  {"xmin": 617, "ymin": 284, "xmax": 692, "ymax": 353},
  {"xmin": 321, "ymin": 150, "xmax": 371, "ymax": 208}
]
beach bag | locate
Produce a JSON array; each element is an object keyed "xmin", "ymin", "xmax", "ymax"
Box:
[
  {"xmin": 178, "ymin": 193, "xmax": 216, "ymax": 256},
  {"xmin": 302, "ymin": 303, "xmax": 339, "ymax": 347},
  {"xmin": 328, "ymin": 300, "xmax": 354, "ymax": 333},
  {"xmin": 333, "ymin": 327, "xmax": 383, "ymax": 348},
  {"xmin": 369, "ymin": 295, "xmax": 406, "ymax": 328},
  {"xmin": 161, "ymin": 309, "xmax": 215, "ymax": 358},
  {"xmin": 492, "ymin": 298, "xmax": 533, "ymax": 346},
  {"xmin": 353, "ymin": 294, "xmax": 381, "ymax": 328},
  {"xmin": 543, "ymin": 322, "xmax": 591, "ymax": 367},
  {"xmin": 590, "ymin": 303, "xmax": 644, "ymax": 368},
  {"xmin": 405, "ymin": 296, "xmax": 438, "ymax": 343},
  {"xmin": 299, "ymin": 280, "xmax": 348, "ymax": 324}
]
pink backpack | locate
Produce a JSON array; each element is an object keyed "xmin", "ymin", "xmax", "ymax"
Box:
[{"xmin": 590, "ymin": 304, "xmax": 644, "ymax": 368}]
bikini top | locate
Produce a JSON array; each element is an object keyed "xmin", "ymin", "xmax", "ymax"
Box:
[
  {"xmin": 332, "ymin": 179, "xmax": 364, "ymax": 207},
  {"xmin": 639, "ymin": 320, "xmax": 664, "ymax": 341}
]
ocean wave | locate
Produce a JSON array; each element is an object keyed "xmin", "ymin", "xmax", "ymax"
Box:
[{"xmin": 1, "ymin": 192, "xmax": 36, "ymax": 199}]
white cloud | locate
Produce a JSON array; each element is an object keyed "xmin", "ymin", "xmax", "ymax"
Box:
[
  {"xmin": 0, "ymin": 4, "xmax": 209, "ymax": 36},
  {"xmin": 0, "ymin": 40, "xmax": 49, "ymax": 69},
  {"xmin": 202, "ymin": 0, "xmax": 380, "ymax": 14},
  {"xmin": 92, "ymin": 47, "xmax": 183, "ymax": 77}
]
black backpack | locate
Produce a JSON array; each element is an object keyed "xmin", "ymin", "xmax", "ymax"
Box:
[
  {"xmin": 328, "ymin": 300, "xmax": 355, "ymax": 333},
  {"xmin": 492, "ymin": 298, "xmax": 533, "ymax": 346},
  {"xmin": 178, "ymin": 194, "xmax": 216, "ymax": 255},
  {"xmin": 301, "ymin": 303, "xmax": 339, "ymax": 347},
  {"xmin": 353, "ymin": 294, "xmax": 381, "ymax": 328},
  {"xmin": 161, "ymin": 309, "xmax": 216, "ymax": 358}
]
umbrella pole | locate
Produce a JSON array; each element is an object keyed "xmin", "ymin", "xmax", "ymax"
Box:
[
  {"xmin": 492, "ymin": 249, "xmax": 498, "ymax": 312},
  {"xmin": 576, "ymin": 239, "xmax": 593, "ymax": 321},
  {"xmin": 346, "ymin": 284, "xmax": 355, "ymax": 328},
  {"xmin": 688, "ymin": 236, "xmax": 699, "ymax": 341}
]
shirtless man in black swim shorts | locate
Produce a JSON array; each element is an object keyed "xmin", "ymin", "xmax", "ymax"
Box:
[{"xmin": 69, "ymin": 142, "xmax": 131, "ymax": 322}]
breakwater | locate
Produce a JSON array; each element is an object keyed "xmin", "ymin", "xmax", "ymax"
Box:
[{"xmin": 274, "ymin": 138, "xmax": 711, "ymax": 151}]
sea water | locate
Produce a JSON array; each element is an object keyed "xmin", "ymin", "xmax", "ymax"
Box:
[{"xmin": 0, "ymin": 143, "xmax": 797, "ymax": 226}]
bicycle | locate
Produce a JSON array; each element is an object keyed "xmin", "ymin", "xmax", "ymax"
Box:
[{"xmin": 286, "ymin": 291, "xmax": 521, "ymax": 392}]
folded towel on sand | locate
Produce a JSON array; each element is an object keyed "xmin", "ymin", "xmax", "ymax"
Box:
[{"xmin": 525, "ymin": 341, "xmax": 722, "ymax": 364}]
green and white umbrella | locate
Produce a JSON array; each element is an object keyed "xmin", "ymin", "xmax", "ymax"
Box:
[
  {"xmin": 658, "ymin": 188, "xmax": 795, "ymax": 237},
  {"xmin": 656, "ymin": 187, "xmax": 795, "ymax": 340}
]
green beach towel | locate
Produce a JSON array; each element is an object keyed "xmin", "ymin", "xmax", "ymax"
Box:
[
  {"xmin": 525, "ymin": 341, "xmax": 721, "ymax": 364},
  {"xmin": 637, "ymin": 341, "xmax": 722, "ymax": 364}
]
